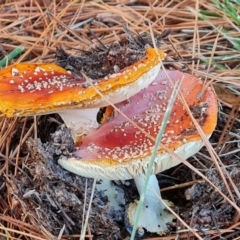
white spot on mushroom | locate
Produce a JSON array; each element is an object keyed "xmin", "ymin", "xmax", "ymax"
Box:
[
  {"xmin": 17, "ymin": 85, "xmax": 25, "ymax": 92},
  {"xmin": 34, "ymin": 66, "xmax": 45, "ymax": 72},
  {"xmin": 12, "ymin": 68, "xmax": 19, "ymax": 76}
]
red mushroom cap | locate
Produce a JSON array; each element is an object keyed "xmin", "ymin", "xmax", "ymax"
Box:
[
  {"xmin": 0, "ymin": 48, "xmax": 165, "ymax": 117},
  {"xmin": 59, "ymin": 70, "xmax": 218, "ymax": 180}
]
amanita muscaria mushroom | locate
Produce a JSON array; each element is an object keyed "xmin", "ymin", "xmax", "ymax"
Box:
[
  {"xmin": 0, "ymin": 48, "xmax": 165, "ymax": 140},
  {"xmin": 58, "ymin": 70, "xmax": 218, "ymax": 235}
]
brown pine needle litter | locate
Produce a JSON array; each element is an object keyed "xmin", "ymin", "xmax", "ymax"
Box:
[{"xmin": 0, "ymin": 0, "xmax": 240, "ymax": 239}]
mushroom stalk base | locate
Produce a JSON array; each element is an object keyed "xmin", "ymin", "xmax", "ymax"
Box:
[
  {"xmin": 126, "ymin": 175, "xmax": 174, "ymax": 235},
  {"xmin": 96, "ymin": 179, "xmax": 125, "ymax": 218}
]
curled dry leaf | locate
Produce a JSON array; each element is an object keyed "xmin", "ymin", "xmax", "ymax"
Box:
[{"xmin": 213, "ymin": 84, "xmax": 239, "ymax": 106}]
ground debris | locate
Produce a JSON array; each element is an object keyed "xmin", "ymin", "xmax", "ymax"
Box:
[
  {"xmin": 182, "ymin": 168, "xmax": 239, "ymax": 229},
  {"xmin": 55, "ymin": 29, "xmax": 170, "ymax": 79},
  {"xmin": 2, "ymin": 126, "xmax": 122, "ymax": 239}
]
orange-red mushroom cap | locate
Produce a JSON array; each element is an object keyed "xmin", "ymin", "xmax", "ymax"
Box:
[
  {"xmin": 0, "ymin": 48, "xmax": 165, "ymax": 117},
  {"xmin": 59, "ymin": 70, "xmax": 218, "ymax": 180}
]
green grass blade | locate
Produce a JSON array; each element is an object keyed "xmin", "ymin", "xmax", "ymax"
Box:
[
  {"xmin": 130, "ymin": 79, "xmax": 181, "ymax": 240},
  {"xmin": 0, "ymin": 45, "xmax": 24, "ymax": 68}
]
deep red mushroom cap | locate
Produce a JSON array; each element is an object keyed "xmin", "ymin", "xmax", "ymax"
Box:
[{"xmin": 59, "ymin": 70, "xmax": 218, "ymax": 180}]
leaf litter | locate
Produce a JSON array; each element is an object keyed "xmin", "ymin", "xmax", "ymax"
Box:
[{"xmin": 0, "ymin": 0, "xmax": 240, "ymax": 240}]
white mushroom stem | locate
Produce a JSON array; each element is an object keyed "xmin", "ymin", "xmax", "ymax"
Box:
[
  {"xmin": 127, "ymin": 175, "xmax": 174, "ymax": 235},
  {"xmin": 59, "ymin": 108, "xmax": 99, "ymax": 142}
]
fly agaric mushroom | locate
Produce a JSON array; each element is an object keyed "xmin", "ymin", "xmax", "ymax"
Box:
[
  {"xmin": 0, "ymin": 48, "xmax": 165, "ymax": 141},
  {"xmin": 58, "ymin": 70, "xmax": 218, "ymax": 235}
]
